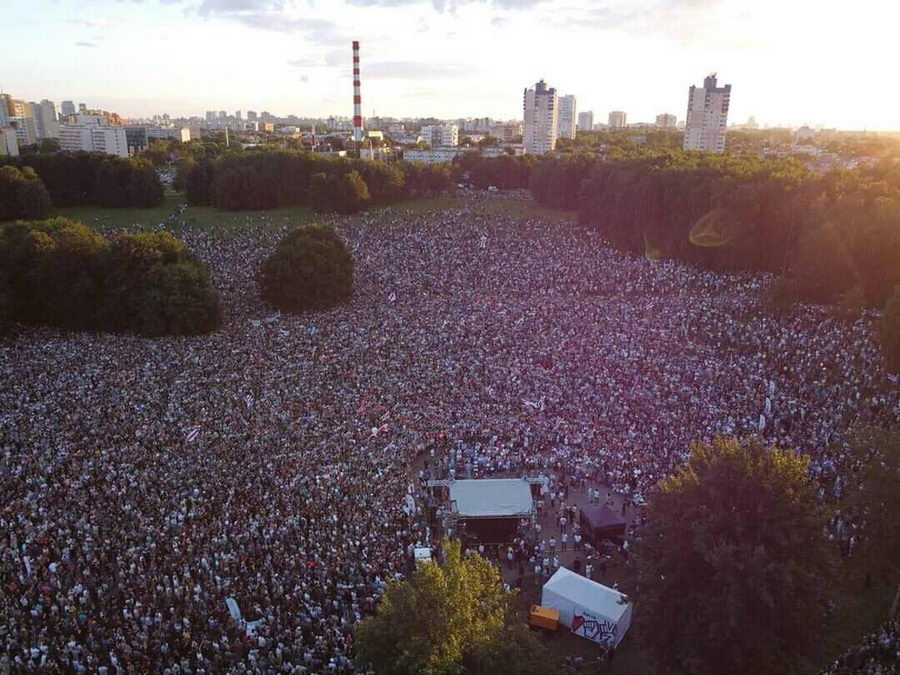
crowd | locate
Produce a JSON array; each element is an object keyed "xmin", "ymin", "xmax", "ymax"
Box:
[
  {"xmin": 2, "ymin": 202, "xmax": 898, "ymax": 672},
  {"xmin": 822, "ymin": 620, "xmax": 899, "ymax": 674}
]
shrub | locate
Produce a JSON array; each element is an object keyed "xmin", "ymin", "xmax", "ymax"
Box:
[{"xmin": 259, "ymin": 224, "xmax": 353, "ymax": 312}]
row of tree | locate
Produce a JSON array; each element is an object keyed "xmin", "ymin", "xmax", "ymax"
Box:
[
  {"xmin": 0, "ymin": 152, "xmax": 164, "ymax": 215},
  {"xmin": 0, "ymin": 218, "xmax": 221, "ymax": 336},
  {"xmin": 179, "ymin": 149, "xmax": 455, "ymax": 213},
  {"xmin": 529, "ymin": 152, "xmax": 900, "ymax": 309}
]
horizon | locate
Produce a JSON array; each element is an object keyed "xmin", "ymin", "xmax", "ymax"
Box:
[{"xmin": 4, "ymin": 0, "xmax": 900, "ymax": 131}]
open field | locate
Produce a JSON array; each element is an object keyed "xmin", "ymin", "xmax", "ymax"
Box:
[{"xmin": 48, "ymin": 191, "xmax": 575, "ymax": 234}]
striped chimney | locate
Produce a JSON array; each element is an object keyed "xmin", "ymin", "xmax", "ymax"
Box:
[{"xmin": 352, "ymin": 41, "xmax": 364, "ymax": 143}]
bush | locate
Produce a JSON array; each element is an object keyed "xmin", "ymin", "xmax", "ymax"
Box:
[
  {"xmin": 259, "ymin": 224, "xmax": 353, "ymax": 313},
  {"xmin": 0, "ymin": 218, "xmax": 221, "ymax": 335},
  {"xmin": 0, "ymin": 165, "xmax": 52, "ymax": 221}
]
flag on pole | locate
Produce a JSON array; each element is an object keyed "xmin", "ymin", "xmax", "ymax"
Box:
[{"xmin": 185, "ymin": 427, "xmax": 200, "ymax": 443}]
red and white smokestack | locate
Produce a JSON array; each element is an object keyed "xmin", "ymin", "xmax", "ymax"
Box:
[{"xmin": 352, "ymin": 40, "xmax": 364, "ymax": 143}]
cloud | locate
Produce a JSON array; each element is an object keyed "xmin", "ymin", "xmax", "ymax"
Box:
[
  {"xmin": 364, "ymin": 61, "xmax": 470, "ymax": 79},
  {"xmin": 300, "ymin": 75, "xmax": 310, "ymax": 83},
  {"xmin": 195, "ymin": 0, "xmax": 285, "ymax": 15},
  {"xmin": 187, "ymin": 0, "xmax": 345, "ymax": 44},
  {"xmin": 491, "ymin": 16, "xmax": 508, "ymax": 26},
  {"xmin": 76, "ymin": 41, "xmax": 98, "ymax": 48},
  {"xmin": 344, "ymin": 0, "xmax": 548, "ymax": 12}
]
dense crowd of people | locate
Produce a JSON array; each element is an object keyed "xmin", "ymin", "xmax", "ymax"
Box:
[{"xmin": 1, "ymin": 202, "xmax": 898, "ymax": 672}]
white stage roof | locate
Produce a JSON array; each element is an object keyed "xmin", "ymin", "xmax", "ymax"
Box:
[{"xmin": 449, "ymin": 479, "xmax": 533, "ymax": 519}]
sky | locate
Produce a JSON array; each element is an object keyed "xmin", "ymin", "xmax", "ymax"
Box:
[{"xmin": 3, "ymin": 0, "xmax": 898, "ymax": 130}]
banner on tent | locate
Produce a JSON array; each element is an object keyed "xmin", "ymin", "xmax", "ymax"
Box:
[{"xmin": 571, "ymin": 610, "xmax": 617, "ymax": 646}]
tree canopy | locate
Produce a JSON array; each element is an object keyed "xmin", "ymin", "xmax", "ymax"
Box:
[
  {"xmin": 0, "ymin": 165, "xmax": 52, "ymax": 222},
  {"xmin": 258, "ymin": 224, "xmax": 353, "ymax": 313},
  {"xmin": 1, "ymin": 152, "xmax": 164, "ymax": 208},
  {"xmin": 630, "ymin": 436, "xmax": 835, "ymax": 675},
  {"xmin": 353, "ymin": 539, "xmax": 555, "ymax": 675},
  {"xmin": 0, "ymin": 218, "xmax": 221, "ymax": 335}
]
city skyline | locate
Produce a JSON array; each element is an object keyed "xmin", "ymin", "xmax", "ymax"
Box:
[{"xmin": 3, "ymin": 0, "xmax": 899, "ymax": 131}]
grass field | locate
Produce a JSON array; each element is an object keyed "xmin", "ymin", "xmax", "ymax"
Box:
[
  {"xmin": 48, "ymin": 191, "xmax": 575, "ymax": 234},
  {"xmin": 51, "ymin": 193, "xmax": 315, "ymax": 234}
]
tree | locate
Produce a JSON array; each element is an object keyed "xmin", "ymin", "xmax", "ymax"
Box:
[
  {"xmin": 631, "ymin": 436, "xmax": 835, "ymax": 675},
  {"xmin": 881, "ymin": 287, "xmax": 900, "ymax": 373},
  {"xmin": 0, "ymin": 219, "xmax": 221, "ymax": 335},
  {"xmin": 354, "ymin": 540, "xmax": 556, "ymax": 675},
  {"xmin": 339, "ymin": 170, "xmax": 370, "ymax": 213},
  {"xmin": 258, "ymin": 224, "xmax": 353, "ymax": 312},
  {"xmin": 0, "ymin": 165, "xmax": 52, "ymax": 221}
]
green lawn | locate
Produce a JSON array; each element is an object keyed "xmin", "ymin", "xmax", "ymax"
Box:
[
  {"xmin": 47, "ymin": 191, "xmax": 571, "ymax": 234},
  {"xmin": 52, "ymin": 193, "xmax": 314, "ymax": 234}
]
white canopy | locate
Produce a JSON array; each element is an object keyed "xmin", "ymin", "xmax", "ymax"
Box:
[
  {"xmin": 541, "ymin": 567, "xmax": 632, "ymax": 647},
  {"xmin": 449, "ymin": 479, "xmax": 533, "ymax": 519}
]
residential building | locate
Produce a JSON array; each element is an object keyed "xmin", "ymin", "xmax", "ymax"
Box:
[
  {"xmin": 404, "ymin": 147, "xmax": 465, "ymax": 164},
  {"xmin": 78, "ymin": 103, "xmax": 87, "ymax": 113},
  {"xmin": 577, "ymin": 111, "xmax": 594, "ymax": 132},
  {"xmin": 655, "ymin": 113, "xmax": 677, "ymax": 129},
  {"xmin": 31, "ymin": 100, "xmax": 60, "ymax": 139},
  {"xmin": 0, "ymin": 128, "xmax": 18, "ymax": 156},
  {"xmin": 420, "ymin": 124, "xmax": 459, "ymax": 147},
  {"xmin": 9, "ymin": 117, "xmax": 37, "ymax": 146},
  {"xmin": 0, "ymin": 94, "xmax": 11, "ymax": 126},
  {"xmin": 492, "ymin": 123, "xmax": 523, "ymax": 143},
  {"xmin": 608, "ymin": 111, "xmax": 627, "ymax": 129},
  {"xmin": 60, "ymin": 100, "xmax": 76, "ymax": 116},
  {"xmin": 60, "ymin": 116, "xmax": 128, "ymax": 157},
  {"xmin": 683, "ymin": 73, "xmax": 731, "ymax": 153},
  {"xmin": 125, "ymin": 125, "xmax": 191, "ymax": 153},
  {"xmin": 523, "ymin": 79, "xmax": 558, "ymax": 155},
  {"xmin": 557, "ymin": 95, "xmax": 577, "ymax": 140},
  {"xmin": 247, "ymin": 111, "xmax": 258, "ymax": 121}
]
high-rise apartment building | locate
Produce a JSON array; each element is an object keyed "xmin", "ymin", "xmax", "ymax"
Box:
[
  {"xmin": 420, "ymin": 124, "xmax": 459, "ymax": 147},
  {"xmin": 655, "ymin": 113, "xmax": 677, "ymax": 129},
  {"xmin": 577, "ymin": 111, "xmax": 594, "ymax": 132},
  {"xmin": 523, "ymin": 79, "xmax": 558, "ymax": 155},
  {"xmin": 608, "ymin": 111, "xmax": 627, "ymax": 129},
  {"xmin": 0, "ymin": 128, "xmax": 18, "ymax": 157},
  {"xmin": 31, "ymin": 100, "xmax": 60, "ymax": 139},
  {"xmin": 60, "ymin": 100, "xmax": 76, "ymax": 117},
  {"xmin": 557, "ymin": 95, "xmax": 577, "ymax": 140},
  {"xmin": 683, "ymin": 73, "xmax": 731, "ymax": 153},
  {"xmin": 247, "ymin": 111, "xmax": 258, "ymax": 121},
  {"xmin": 0, "ymin": 94, "xmax": 10, "ymax": 127}
]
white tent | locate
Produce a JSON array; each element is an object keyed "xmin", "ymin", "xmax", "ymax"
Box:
[
  {"xmin": 541, "ymin": 567, "xmax": 633, "ymax": 647},
  {"xmin": 449, "ymin": 479, "xmax": 533, "ymax": 518}
]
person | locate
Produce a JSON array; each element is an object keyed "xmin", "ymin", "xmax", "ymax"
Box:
[{"xmin": 561, "ymin": 532, "xmax": 568, "ymax": 551}]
